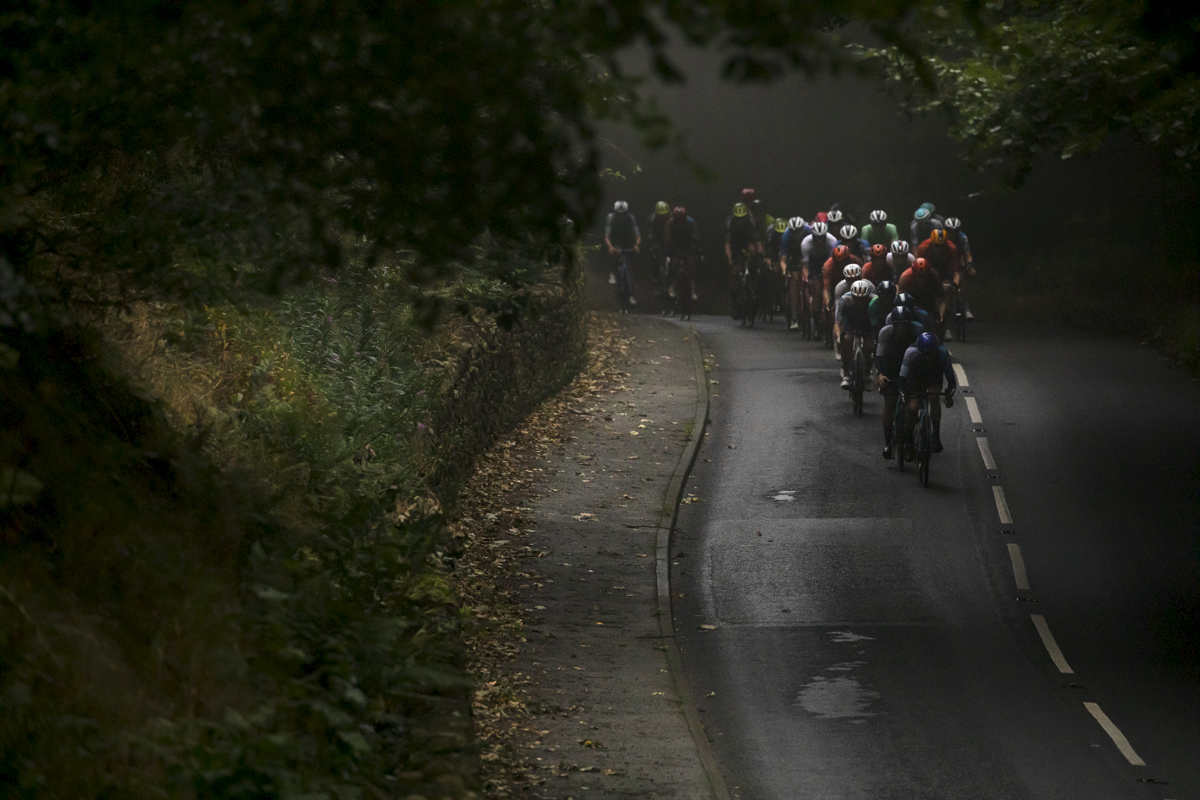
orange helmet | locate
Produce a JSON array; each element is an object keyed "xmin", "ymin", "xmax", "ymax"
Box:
[
  {"xmin": 871, "ymin": 243, "xmax": 887, "ymax": 259},
  {"xmin": 833, "ymin": 245, "xmax": 850, "ymax": 261},
  {"xmin": 913, "ymin": 257, "xmax": 929, "ymax": 273},
  {"xmin": 930, "ymin": 229, "xmax": 947, "ymax": 244}
]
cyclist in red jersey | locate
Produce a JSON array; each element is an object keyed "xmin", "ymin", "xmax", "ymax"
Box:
[
  {"xmin": 898, "ymin": 257, "xmax": 946, "ymax": 326},
  {"xmin": 862, "ymin": 243, "xmax": 892, "ymax": 286},
  {"xmin": 915, "ymin": 229, "xmax": 962, "ymax": 281},
  {"xmin": 822, "ymin": 244, "xmax": 864, "ymax": 311}
]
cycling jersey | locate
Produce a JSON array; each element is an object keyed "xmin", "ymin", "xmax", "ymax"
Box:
[
  {"xmin": 822, "ymin": 253, "xmax": 864, "ymax": 295},
  {"xmin": 869, "ymin": 293, "xmax": 896, "ymax": 328},
  {"xmin": 833, "ymin": 278, "xmax": 876, "ymax": 302},
  {"xmin": 899, "ymin": 345, "xmax": 956, "ymax": 394},
  {"xmin": 726, "ymin": 214, "xmax": 760, "ymax": 255},
  {"xmin": 875, "ymin": 320, "xmax": 926, "ymax": 379},
  {"xmin": 840, "ymin": 236, "xmax": 870, "ymax": 261},
  {"xmin": 646, "ymin": 212, "xmax": 669, "ymax": 249},
  {"xmin": 781, "ymin": 226, "xmax": 812, "ymax": 269},
  {"xmin": 898, "ymin": 266, "xmax": 944, "ymax": 313},
  {"xmin": 664, "ymin": 216, "xmax": 699, "ymax": 258},
  {"xmin": 909, "ymin": 216, "xmax": 944, "ymax": 249},
  {"xmin": 887, "ymin": 252, "xmax": 915, "ymax": 276},
  {"xmin": 947, "ymin": 229, "xmax": 973, "ymax": 263},
  {"xmin": 915, "ymin": 239, "xmax": 962, "ymax": 278},
  {"xmin": 862, "ymin": 252, "xmax": 892, "ymax": 286},
  {"xmin": 766, "ymin": 227, "xmax": 785, "ymax": 261},
  {"xmin": 835, "ymin": 294, "xmax": 874, "ymax": 334},
  {"xmin": 862, "ymin": 222, "xmax": 899, "ymax": 247},
  {"xmin": 885, "ymin": 306, "xmax": 934, "ymax": 330},
  {"xmin": 606, "ymin": 211, "xmax": 640, "ymax": 249}
]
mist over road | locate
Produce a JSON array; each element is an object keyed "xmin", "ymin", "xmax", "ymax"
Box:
[{"xmin": 670, "ymin": 317, "xmax": 1198, "ymax": 799}]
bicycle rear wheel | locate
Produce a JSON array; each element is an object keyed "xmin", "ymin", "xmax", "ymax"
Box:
[
  {"xmin": 852, "ymin": 349, "xmax": 865, "ymax": 416},
  {"xmin": 917, "ymin": 407, "xmax": 933, "ymax": 486}
]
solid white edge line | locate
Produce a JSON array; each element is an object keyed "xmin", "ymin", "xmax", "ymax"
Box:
[
  {"xmin": 952, "ymin": 363, "xmax": 969, "ymax": 387},
  {"xmin": 1007, "ymin": 543, "xmax": 1031, "ymax": 590},
  {"xmin": 1031, "ymin": 614, "xmax": 1074, "ymax": 674},
  {"xmin": 993, "ymin": 485, "xmax": 1013, "ymax": 524},
  {"xmin": 1084, "ymin": 702, "xmax": 1146, "ymax": 766},
  {"xmin": 965, "ymin": 395, "xmax": 983, "ymax": 424},
  {"xmin": 977, "ymin": 437, "xmax": 997, "ymax": 470}
]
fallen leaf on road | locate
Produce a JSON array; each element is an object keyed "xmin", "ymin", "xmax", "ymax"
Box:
[{"xmin": 699, "ymin": 624, "xmax": 717, "ymax": 630}]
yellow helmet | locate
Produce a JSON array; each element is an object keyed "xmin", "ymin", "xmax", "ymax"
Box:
[
  {"xmin": 655, "ymin": 201, "xmax": 669, "ymax": 215},
  {"xmin": 733, "ymin": 202, "xmax": 749, "ymax": 218},
  {"xmin": 774, "ymin": 218, "xmax": 787, "ymax": 233}
]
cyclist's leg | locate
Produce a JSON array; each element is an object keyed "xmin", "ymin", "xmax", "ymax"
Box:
[
  {"xmin": 837, "ymin": 333, "xmax": 854, "ymax": 383},
  {"xmin": 881, "ymin": 386, "xmax": 898, "ymax": 457},
  {"xmin": 927, "ymin": 384, "xmax": 944, "ymax": 449}
]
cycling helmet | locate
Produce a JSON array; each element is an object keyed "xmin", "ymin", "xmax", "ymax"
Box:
[
  {"xmin": 869, "ymin": 209, "xmax": 888, "ymax": 223},
  {"xmin": 913, "ymin": 257, "xmax": 929, "ymax": 273},
  {"xmin": 843, "ymin": 263, "xmax": 862, "ymax": 280},
  {"xmin": 914, "ymin": 207, "xmax": 930, "ymax": 221},
  {"xmin": 827, "ymin": 209, "xmax": 844, "ymax": 224},
  {"xmin": 943, "ymin": 216, "xmax": 961, "ymax": 230},
  {"xmin": 920, "ymin": 201, "xmax": 936, "ymax": 212},
  {"xmin": 895, "ymin": 291, "xmax": 915, "ymax": 309},
  {"xmin": 890, "ymin": 305, "xmax": 910, "ymax": 323},
  {"xmin": 810, "ymin": 221, "xmax": 828, "ymax": 236},
  {"xmin": 655, "ymin": 201, "xmax": 669, "ymax": 215},
  {"xmin": 733, "ymin": 202, "xmax": 749, "ymax": 218},
  {"xmin": 930, "ymin": 229, "xmax": 947, "ymax": 244},
  {"xmin": 774, "ymin": 218, "xmax": 788, "ymax": 233},
  {"xmin": 614, "ymin": 200, "xmax": 629, "ymax": 213},
  {"xmin": 916, "ymin": 332, "xmax": 939, "ymax": 353},
  {"xmin": 672, "ymin": 206, "xmax": 687, "ymax": 221},
  {"xmin": 833, "ymin": 245, "xmax": 850, "ymax": 261},
  {"xmin": 876, "ymin": 280, "xmax": 896, "ymax": 299},
  {"xmin": 788, "ymin": 216, "xmax": 806, "ymax": 231},
  {"xmin": 839, "ymin": 224, "xmax": 858, "ymax": 240},
  {"xmin": 870, "ymin": 243, "xmax": 887, "ymax": 258},
  {"xmin": 851, "ymin": 279, "xmax": 873, "ymax": 298},
  {"xmin": 741, "ymin": 188, "xmax": 756, "ymax": 201},
  {"xmin": 890, "ymin": 240, "xmax": 910, "ymax": 254}
]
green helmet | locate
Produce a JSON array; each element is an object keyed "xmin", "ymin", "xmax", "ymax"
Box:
[
  {"xmin": 733, "ymin": 202, "xmax": 749, "ymax": 218},
  {"xmin": 774, "ymin": 217, "xmax": 787, "ymax": 233},
  {"xmin": 655, "ymin": 201, "xmax": 669, "ymax": 215}
]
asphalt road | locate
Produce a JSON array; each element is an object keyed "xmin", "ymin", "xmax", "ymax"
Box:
[{"xmin": 670, "ymin": 316, "xmax": 1200, "ymax": 800}]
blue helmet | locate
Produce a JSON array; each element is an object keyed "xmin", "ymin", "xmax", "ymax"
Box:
[
  {"xmin": 876, "ymin": 280, "xmax": 896, "ymax": 299},
  {"xmin": 914, "ymin": 207, "xmax": 930, "ymax": 221},
  {"xmin": 895, "ymin": 291, "xmax": 916, "ymax": 310},
  {"xmin": 917, "ymin": 332, "xmax": 939, "ymax": 353},
  {"xmin": 890, "ymin": 305, "xmax": 910, "ymax": 323}
]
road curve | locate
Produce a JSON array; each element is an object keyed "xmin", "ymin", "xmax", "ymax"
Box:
[{"xmin": 670, "ymin": 317, "xmax": 1199, "ymax": 799}]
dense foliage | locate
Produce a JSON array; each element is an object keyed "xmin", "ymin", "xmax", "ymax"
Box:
[{"xmin": 851, "ymin": 0, "xmax": 1200, "ymax": 188}]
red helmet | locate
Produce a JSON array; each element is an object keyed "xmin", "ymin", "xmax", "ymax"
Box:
[
  {"xmin": 913, "ymin": 257, "xmax": 929, "ymax": 273},
  {"xmin": 671, "ymin": 206, "xmax": 687, "ymax": 221},
  {"xmin": 833, "ymin": 245, "xmax": 850, "ymax": 261},
  {"xmin": 871, "ymin": 244, "xmax": 887, "ymax": 259},
  {"xmin": 741, "ymin": 188, "xmax": 756, "ymax": 201}
]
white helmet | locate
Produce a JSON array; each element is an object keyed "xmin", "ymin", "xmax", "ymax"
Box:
[
  {"xmin": 810, "ymin": 221, "xmax": 828, "ymax": 236},
  {"xmin": 890, "ymin": 240, "xmax": 910, "ymax": 254},
  {"xmin": 839, "ymin": 224, "xmax": 858, "ymax": 240},
  {"xmin": 788, "ymin": 216, "xmax": 806, "ymax": 230},
  {"xmin": 843, "ymin": 264, "xmax": 862, "ymax": 280},
  {"xmin": 851, "ymin": 279, "xmax": 873, "ymax": 298},
  {"xmin": 827, "ymin": 209, "xmax": 843, "ymax": 224},
  {"xmin": 944, "ymin": 216, "xmax": 961, "ymax": 230},
  {"xmin": 614, "ymin": 200, "xmax": 628, "ymax": 213},
  {"xmin": 869, "ymin": 210, "xmax": 887, "ymax": 223}
]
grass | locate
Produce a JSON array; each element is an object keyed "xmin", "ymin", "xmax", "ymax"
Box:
[{"xmin": 0, "ymin": 245, "xmax": 586, "ymax": 799}]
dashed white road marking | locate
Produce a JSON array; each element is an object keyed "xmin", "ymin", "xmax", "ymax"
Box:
[
  {"xmin": 952, "ymin": 363, "xmax": 969, "ymax": 387},
  {"xmin": 1007, "ymin": 543, "xmax": 1031, "ymax": 590},
  {"xmin": 1031, "ymin": 614, "xmax": 1074, "ymax": 674},
  {"xmin": 992, "ymin": 486, "xmax": 1013, "ymax": 524},
  {"xmin": 977, "ymin": 437, "xmax": 997, "ymax": 470},
  {"xmin": 965, "ymin": 396, "xmax": 983, "ymax": 424},
  {"xmin": 1084, "ymin": 702, "xmax": 1146, "ymax": 766}
]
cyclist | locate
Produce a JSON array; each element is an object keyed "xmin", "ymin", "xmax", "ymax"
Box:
[
  {"xmin": 726, "ymin": 201, "xmax": 763, "ymax": 314},
  {"xmin": 898, "ymin": 332, "xmax": 956, "ymax": 455},
  {"xmin": 605, "ymin": 200, "xmax": 641, "ymax": 301},
  {"xmin": 766, "ymin": 217, "xmax": 788, "ymax": 315},
  {"xmin": 869, "ymin": 280, "xmax": 899, "ymax": 329},
  {"xmin": 664, "ymin": 205, "xmax": 701, "ymax": 305},
  {"xmin": 915, "ymin": 228, "xmax": 962, "ymax": 283},
  {"xmin": 898, "ymin": 257, "xmax": 946, "ymax": 330},
  {"xmin": 836, "ymin": 280, "xmax": 877, "ymax": 389},
  {"xmin": 909, "ymin": 205, "xmax": 943, "ymax": 250},
  {"xmin": 888, "ymin": 239, "xmax": 915, "ymax": 277},
  {"xmin": 889, "ymin": 291, "xmax": 936, "ymax": 331},
  {"xmin": 822, "ymin": 244, "xmax": 863, "ymax": 312},
  {"xmin": 833, "ymin": 263, "xmax": 871, "ymax": 304},
  {"xmin": 863, "ymin": 243, "xmax": 892, "ymax": 285},
  {"xmin": 943, "ymin": 215, "xmax": 976, "ymax": 321},
  {"xmin": 836, "ymin": 224, "xmax": 869, "ymax": 261},
  {"xmin": 781, "ymin": 216, "xmax": 811, "ymax": 328},
  {"xmin": 646, "ymin": 200, "xmax": 672, "ymax": 291},
  {"xmin": 862, "ymin": 210, "xmax": 899, "ymax": 248},
  {"xmin": 875, "ymin": 305, "xmax": 926, "ymax": 459}
]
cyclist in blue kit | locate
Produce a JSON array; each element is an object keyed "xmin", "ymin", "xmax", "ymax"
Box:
[{"xmin": 898, "ymin": 332, "xmax": 956, "ymax": 455}]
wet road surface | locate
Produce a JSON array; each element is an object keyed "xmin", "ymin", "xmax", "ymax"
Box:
[{"xmin": 672, "ymin": 318, "xmax": 1199, "ymax": 799}]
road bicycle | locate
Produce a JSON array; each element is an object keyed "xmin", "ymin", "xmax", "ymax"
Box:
[
  {"xmin": 949, "ymin": 279, "xmax": 969, "ymax": 342},
  {"xmin": 616, "ymin": 248, "xmax": 636, "ymax": 314},
  {"xmin": 673, "ymin": 254, "xmax": 697, "ymax": 321},
  {"xmin": 910, "ymin": 391, "xmax": 937, "ymax": 487},
  {"xmin": 890, "ymin": 389, "xmax": 907, "ymax": 472},
  {"xmin": 849, "ymin": 333, "xmax": 868, "ymax": 417}
]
